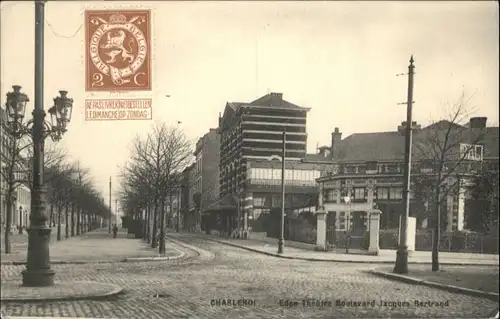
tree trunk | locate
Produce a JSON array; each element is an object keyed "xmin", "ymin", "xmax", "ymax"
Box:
[
  {"xmin": 4, "ymin": 195, "xmax": 13, "ymax": 254},
  {"xmin": 159, "ymin": 197, "xmax": 166, "ymax": 255},
  {"xmin": 76, "ymin": 205, "xmax": 81, "ymax": 236},
  {"xmin": 71, "ymin": 203, "xmax": 75, "ymax": 236},
  {"xmin": 151, "ymin": 202, "xmax": 158, "ymax": 248},
  {"xmin": 146, "ymin": 206, "xmax": 151, "ymax": 243},
  {"xmin": 57, "ymin": 204, "xmax": 62, "ymax": 241},
  {"xmin": 65, "ymin": 201, "xmax": 69, "ymax": 239},
  {"xmin": 49, "ymin": 201, "xmax": 53, "ymax": 227},
  {"xmin": 143, "ymin": 207, "xmax": 148, "ymax": 241},
  {"xmin": 81, "ymin": 211, "xmax": 85, "ymax": 234},
  {"xmin": 432, "ymin": 184, "xmax": 441, "ymax": 272}
]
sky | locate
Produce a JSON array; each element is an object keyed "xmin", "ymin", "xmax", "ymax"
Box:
[{"xmin": 1, "ymin": 1, "xmax": 498, "ymax": 212}]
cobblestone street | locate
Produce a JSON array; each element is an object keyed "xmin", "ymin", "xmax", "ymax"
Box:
[{"xmin": 1, "ymin": 233, "xmax": 498, "ymax": 319}]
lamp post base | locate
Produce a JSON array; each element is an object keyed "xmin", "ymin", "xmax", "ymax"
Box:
[
  {"xmin": 277, "ymin": 238, "xmax": 284, "ymax": 254},
  {"xmin": 21, "ymin": 226, "xmax": 55, "ymax": 287},
  {"xmin": 393, "ymin": 245, "xmax": 409, "ymax": 274}
]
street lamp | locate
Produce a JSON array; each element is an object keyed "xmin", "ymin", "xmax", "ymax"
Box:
[
  {"xmin": 268, "ymin": 131, "xmax": 286, "ymax": 254},
  {"xmin": 4, "ymin": 85, "xmax": 73, "ymax": 287}
]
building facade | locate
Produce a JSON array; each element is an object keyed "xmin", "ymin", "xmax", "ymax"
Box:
[
  {"xmin": 206, "ymin": 92, "xmax": 331, "ymax": 236},
  {"xmin": 316, "ymin": 117, "xmax": 498, "ymax": 239},
  {"xmin": 180, "ymin": 129, "xmax": 221, "ymax": 231},
  {"xmin": 1, "ymin": 105, "xmax": 32, "ymax": 231},
  {"xmin": 196, "ymin": 129, "xmax": 220, "ymax": 213}
]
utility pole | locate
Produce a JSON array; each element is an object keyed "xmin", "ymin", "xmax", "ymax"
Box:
[
  {"xmin": 108, "ymin": 176, "xmax": 112, "ymax": 233},
  {"xmin": 115, "ymin": 199, "xmax": 117, "ymax": 225},
  {"xmin": 278, "ymin": 131, "xmax": 286, "ymax": 254},
  {"xmin": 394, "ymin": 55, "xmax": 415, "ymax": 274}
]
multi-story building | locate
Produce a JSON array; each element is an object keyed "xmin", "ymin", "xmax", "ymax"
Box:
[
  {"xmin": 316, "ymin": 117, "xmax": 498, "ymax": 240},
  {"xmin": 205, "ymin": 92, "xmax": 332, "ymax": 236},
  {"xmin": 1, "ymin": 105, "xmax": 32, "ymax": 231},
  {"xmin": 193, "ymin": 129, "xmax": 220, "ymax": 230},
  {"xmin": 180, "ymin": 163, "xmax": 193, "ymax": 230},
  {"xmin": 180, "ymin": 129, "xmax": 221, "ymax": 231}
]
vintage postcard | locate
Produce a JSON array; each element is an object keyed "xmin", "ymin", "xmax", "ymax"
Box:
[{"xmin": 0, "ymin": 1, "xmax": 498, "ymax": 319}]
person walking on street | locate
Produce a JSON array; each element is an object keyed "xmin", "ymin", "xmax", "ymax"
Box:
[{"xmin": 112, "ymin": 224, "xmax": 118, "ymax": 238}]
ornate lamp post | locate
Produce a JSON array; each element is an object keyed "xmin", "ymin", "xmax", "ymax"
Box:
[{"xmin": 4, "ymin": 85, "xmax": 73, "ymax": 287}]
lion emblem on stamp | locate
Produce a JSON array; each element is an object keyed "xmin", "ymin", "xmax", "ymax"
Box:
[{"xmin": 85, "ymin": 10, "xmax": 151, "ymax": 92}]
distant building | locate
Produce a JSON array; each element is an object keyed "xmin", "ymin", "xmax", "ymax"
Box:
[
  {"xmin": 205, "ymin": 92, "xmax": 332, "ymax": 236},
  {"xmin": 316, "ymin": 117, "xmax": 499, "ymax": 241}
]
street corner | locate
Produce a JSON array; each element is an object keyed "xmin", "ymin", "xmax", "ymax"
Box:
[
  {"xmin": 165, "ymin": 236, "xmax": 216, "ymax": 261},
  {"xmin": 0, "ymin": 280, "xmax": 123, "ymax": 303},
  {"xmin": 124, "ymin": 250, "xmax": 186, "ymax": 262}
]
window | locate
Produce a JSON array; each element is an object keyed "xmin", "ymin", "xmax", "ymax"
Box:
[
  {"xmin": 337, "ymin": 212, "xmax": 346, "ymax": 230},
  {"xmin": 354, "ymin": 188, "xmax": 365, "ymax": 199},
  {"xmin": 460, "ymin": 143, "xmax": 484, "ymax": 161},
  {"xmin": 390, "ymin": 187, "xmax": 403, "ymax": 200},
  {"xmin": 377, "ymin": 187, "xmax": 389, "ymax": 200},
  {"xmin": 387, "ymin": 164, "xmax": 399, "ymax": 173},
  {"xmin": 366, "ymin": 161, "xmax": 378, "ymax": 171},
  {"xmin": 325, "ymin": 189, "xmax": 336, "ymax": 202},
  {"xmin": 272, "ymin": 169, "xmax": 281, "ymax": 180},
  {"xmin": 253, "ymin": 196, "xmax": 265, "ymax": 207},
  {"xmin": 272, "ymin": 195, "xmax": 281, "ymax": 207}
]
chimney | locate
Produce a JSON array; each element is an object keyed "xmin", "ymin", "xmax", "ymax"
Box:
[
  {"xmin": 270, "ymin": 92, "xmax": 283, "ymax": 106},
  {"xmin": 397, "ymin": 121, "xmax": 421, "ymax": 135},
  {"xmin": 469, "ymin": 117, "xmax": 487, "ymax": 143},
  {"xmin": 331, "ymin": 127, "xmax": 342, "ymax": 158}
]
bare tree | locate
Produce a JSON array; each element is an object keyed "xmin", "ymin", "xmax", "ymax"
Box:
[
  {"xmin": 46, "ymin": 163, "xmax": 75, "ymax": 241},
  {"xmin": 121, "ymin": 123, "xmax": 192, "ymax": 254},
  {"xmin": 412, "ymin": 92, "xmax": 485, "ymax": 271},
  {"xmin": 0, "ymin": 131, "xmax": 31, "ymax": 253}
]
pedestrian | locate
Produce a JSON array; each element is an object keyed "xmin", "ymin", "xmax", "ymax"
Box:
[{"xmin": 112, "ymin": 224, "xmax": 118, "ymax": 238}]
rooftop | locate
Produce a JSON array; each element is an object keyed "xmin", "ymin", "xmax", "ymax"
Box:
[{"xmin": 334, "ymin": 120, "xmax": 499, "ymax": 162}]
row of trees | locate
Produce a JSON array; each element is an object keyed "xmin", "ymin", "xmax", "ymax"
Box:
[
  {"xmin": 119, "ymin": 123, "xmax": 192, "ymax": 254},
  {"xmin": 1, "ymin": 129, "xmax": 112, "ymax": 254}
]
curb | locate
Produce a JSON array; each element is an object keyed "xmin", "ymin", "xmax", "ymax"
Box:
[
  {"xmin": 193, "ymin": 235, "xmax": 500, "ymax": 266},
  {"xmin": 166, "ymin": 236, "xmax": 216, "ymax": 261},
  {"xmin": 1, "ymin": 252, "xmax": 186, "ymax": 265},
  {"xmin": 366, "ymin": 270, "xmax": 500, "ymax": 301},
  {"xmin": 0, "ymin": 281, "xmax": 124, "ymax": 303}
]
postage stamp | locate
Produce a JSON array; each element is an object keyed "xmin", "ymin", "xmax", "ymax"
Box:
[
  {"xmin": 85, "ymin": 98, "xmax": 152, "ymax": 121},
  {"xmin": 84, "ymin": 10, "xmax": 152, "ymax": 92}
]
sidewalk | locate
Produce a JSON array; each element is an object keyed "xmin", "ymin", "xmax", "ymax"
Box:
[
  {"xmin": 0, "ymin": 228, "xmax": 184, "ymax": 264},
  {"xmin": 0, "ymin": 225, "xmax": 66, "ymax": 253},
  {"xmin": 367, "ymin": 265, "xmax": 499, "ymax": 301},
  {"xmin": 190, "ymin": 232, "xmax": 500, "ymax": 266}
]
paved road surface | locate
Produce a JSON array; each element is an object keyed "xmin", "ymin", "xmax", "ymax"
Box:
[{"xmin": 1, "ymin": 234, "xmax": 497, "ymax": 319}]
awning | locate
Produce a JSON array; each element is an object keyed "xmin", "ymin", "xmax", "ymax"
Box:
[{"xmin": 204, "ymin": 194, "xmax": 238, "ymax": 212}]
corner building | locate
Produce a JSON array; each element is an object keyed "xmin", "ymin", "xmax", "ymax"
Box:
[{"xmin": 205, "ymin": 92, "xmax": 329, "ymax": 236}]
